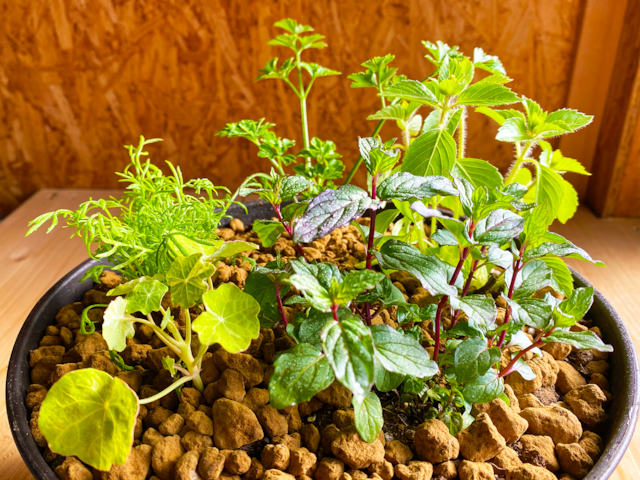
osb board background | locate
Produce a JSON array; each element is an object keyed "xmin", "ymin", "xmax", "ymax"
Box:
[{"xmin": 0, "ymin": 0, "xmax": 584, "ymax": 217}]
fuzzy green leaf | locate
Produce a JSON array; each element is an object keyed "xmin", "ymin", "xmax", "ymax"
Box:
[
  {"xmin": 353, "ymin": 392, "xmax": 383, "ymax": 443},
  {"xmin": 192, "ymin": 284, "xmax": 260, "ymax": 352},
  {"xmin": 377, "ymin": 173, "xmax": 458, "ymax": 201},
  {"xmin": 540, "ymin": 256, "xmax": 574, "ymax": 297},
  {"xmin": 321, "ymin": 316, "xmax": 375, "ymax": 402},
  {"xmin": 557, "ymin": 179, "xmax": 579, "ymax": 224},
  {"xmin": 401, "ymin": 128, "xmax": 457, "ymax": 177},
  {"xmin": 39, "ymin": 369, "xmax": 138, "ymax": 471},
  {"xmin": 367, "ymin": 104, "xmax": 407, "ymax": 121},
  {"xmin": 451, "ymin": 158, "xmax": 503, "ymax": 191},
  {"xmin": 496, "ymin": 116, "xmax": 529, "ymax": 142},
  {"xmin": 166, "ymin": 254, "xmax": 215, "ymax": 308},
  {"xmin": 382, "ymin": 80, "xmax": 440, "ymax": 107},
  {"xmin": 475, "ymin": 107, "xmax": 524, "ymax": 126},
  {"xmin": 102, "ymin": 297, "xmax": 137, "ymax": 352},
  {"xmin": 545, "ymin": 109, "xmax": 593, "ymax": 131},
  {"xmin": 521, "ymin": 204, "xmax": 551, "ymax": 246},
  {"xmin": 456, "ymin": 81, "xmax": 519, "ymax": 107},
  {"xmin": 269, "ymin": 344, "xmax": 335, "ymax": 409}
]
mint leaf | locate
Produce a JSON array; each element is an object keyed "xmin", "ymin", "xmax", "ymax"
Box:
[
  {"xmin": 39, "ymin": 369, "xmax": 139, "ymax": 471},
  {"xmin": 382, "ymin": 80, "xmax": 440, "ymax": 107},
  {"xmin": 454, "ymin": 337, "xmax": 501, "ymax": 383},
  {"xmin": 358, "ymin": 137, "xmax": 400, "ymax": 175},
  {"xmin": 371, "ymin": 325, "xmax": 438, "ymax": 378},
  {"xmin": 321, "ymin": 316, "xmax": 375, "ymax": 402},
  {"xmin": 524, "ymin": 236, "xmax": 604, "ymax": 266},
  {"xmin": 192, "ymin": 284, "xmax": 260, "ymax": 352},
  {"xmin": 288, "ymin": 274, "xmax": 333, "ymax": 311},
  {"xmin": 288, "ymin": 308, "xmax": 343, "ymax": 348},
  {"xmin": 503, "ymin": 296, "xmax": 553, "ymax": 330},
  {"xmin": 450, "ymin": 295, "xmax": 497, "ymax": 331},
  {"xmin": 280, "ymin": 175, "xmax": 313, "ymax": 201},
  {"xmin": 451, "ymin": 158, "xmax": 503, "ymax": 190},
  {"xmin": 512, "ymin": 260, "xmax": 553, "ymax": 300},
  {"xmin": 377, "ymin": 173, "xmax": 457, "ymax": 201},
  {"xmin": 367, "ymin": 104, "xmax": 407, "ymax": 122},
  {"xmin": 253, "ymin": 220, "xmax": 286, "ymax": 248},
  {"xmin": 269, "ymin": 344, "xmax": 335, "ymax": 409},
  {"xmin": 543, "ymin": 330, "xmax": 612, "ymax": 352},
  {"xmin": 374, "ymin": 240, "xmax": 458, "ymax": 297},
  {"xmin": 353, "ymin": 392, "xmax": 383, "ymax": 443},
  {"xmin": 496, "ymin": 116, "xmax": 529, "ymax": 142},
  {"xmin": 462, "ymin": 370, "xmax": 504, "ymax": 403},
  {"xmin": 166, "ymin": 254, "xmax": 215, "ymax": 308},
  {"xmin": 521, "ymin": 204, "xmax": 550, "ymax": 246},
  {"xmin": 557, "ymin": 179, "xmax": 579, "ymax": 224},
  {"xmin": 337, "ymin": 270, "xmax": 385, "ymax": 304},
  {"xmin": 401, "ymin": 128, "xmax": 456, "ymax": 177},
  {"xmin": 102, "ymin": 297, "xmax": 137, "ymax": 352},
  {"xmin": 244, "ymin": 271, "xmax": 290, "ymax": 328},
  {"xmin": 473, "ymin": 209, "xmax": 524, "ymax": 246},
  {"xmin": 488, "ymin": 246, "xmax": 514, "ymax": 268},
  {"xmin": 560, "ymin": 287, "xmax": 594, "ymax": 323},
  {"xmin": 125, "ymin": 279, "xmax": 168, "ymax": 315},
  {"xmin": 374, "ymin": 363, "xmax": 405, "ymax": 392},
  {"xmin": 540, "ymin": 256, "xmax": 574, "ymax": 297},
  {"xmin": 293, "ymin": 186, "xmax": 381, "ymax": 243}
]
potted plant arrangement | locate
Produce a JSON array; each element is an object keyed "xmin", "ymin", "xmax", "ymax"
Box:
[{"xmin": 10, "ymin": 18, "xmax": 639, "ymax": 480}]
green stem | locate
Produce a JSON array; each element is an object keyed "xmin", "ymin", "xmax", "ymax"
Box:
[
  {"xmin": 139, "ymin": 374, "xmax": 195, "ymax": 404},
  {"xmin": 378, "ymin": 84, "xmax": 386, "ymax": 110},
  {"xmin": 505, "ymin": 140, "xmax": 533, "ymax": 185},
  {"xmin": 296, "ymin": 52, "xmax": 311, "ymax": 168},
  {"xmin": 458, "ymin": 107, "xmax": 466, "ymax": 158}
]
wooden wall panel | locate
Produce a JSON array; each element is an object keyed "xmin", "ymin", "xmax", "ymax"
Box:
[{"xmin": 0, "ymin": 0, "xmax": 585, "ymax": 217}]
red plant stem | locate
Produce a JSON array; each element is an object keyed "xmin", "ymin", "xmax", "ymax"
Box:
[
  {"xmin": 362, "ymin": 175, "xmax": 378, "ymax": 325},
  {"xmin": 273, "ymin": 203, "xmax": 307, "ymax": 260},
  {"xmin": 452, "ymin": 246, "xmax": 488, "ymax": 326},
  {"xmin": 331, "ymin": 304, "xmax": 339, "ymax": 322},
  {"xmin": 496, "ymin": 244, "xmax": 526, "ymax": 348},
  {"xmin": 275, "ymin": 282, "xmax": 288, "ymax": 326},
  {"xmin": 498, "ymin": 329, "xmax": 553, "ymax": 377}
]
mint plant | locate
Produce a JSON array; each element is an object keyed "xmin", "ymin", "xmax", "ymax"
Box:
[{"xmin": 27, "ymin": 20, "xmax": 611, "ymax": 474}]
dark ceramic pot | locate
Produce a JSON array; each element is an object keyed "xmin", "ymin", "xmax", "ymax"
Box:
[{"xmin": 7, "ymin": 201, "xmax": 640, "ymax": 479}]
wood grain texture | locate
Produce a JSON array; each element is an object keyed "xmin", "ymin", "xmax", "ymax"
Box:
[
  {"xmin": 1, "ymin": 189, "xmax": 639, "ymax": 479},
  {"xmin": 0, "ymin": 0, "xmax": 585, "ymax": 216}
]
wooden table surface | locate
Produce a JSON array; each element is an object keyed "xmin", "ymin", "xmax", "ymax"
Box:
[{"xmin": 1, "ymin": 189, "xmax": 639, "ymax": 480}]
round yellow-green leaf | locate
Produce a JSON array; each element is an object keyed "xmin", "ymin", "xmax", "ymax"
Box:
[
  {"xmin": 192, "ymin": 283, "xmax": 260, "ymax": 353},
  {"xmin": 39, "ymin": 368, "xmax": 139, "ymax": 471}
]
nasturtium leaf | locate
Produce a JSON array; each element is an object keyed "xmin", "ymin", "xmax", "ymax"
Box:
[
  {"xmin": 456, "ymin": 81, "xmax": 519, "ymax": 107},
  {"xmin": 512, "ymin": 260, "xmax": 553, "ymax": 300},
  {"xmin": 39, "ymin": 369, "xmax": 139, "ymax": 471},
  {"xmin": 166, "ymin": 254, "xmax": 215, "ymax": 308},
  {"xmin": 269, "ymin": 344, "xmax": 335, "ymax": 409},
  {"xmin": 244, "ymin": 271, "xmax": 290, "ymax": 328},
  {"xmin": 280, "ymin": 175, "xmax": 313, "ymax": 201},
  {"xmin": 401, "ymin": 128, "xmax": 456, "ymax": 177},
  {"xmin": 192, "ymin": 284, "xmax": 260, "ymax": 353},
  {"xmin": 293, "ymin": 186, "xmax": 381, "ymax": 244},
  {"xmin": 543, "ymin": 330, "xmax": 613, "ymax": 352},
  {"xmin": 371, "ymin": 325, "xmax": 438, "ymax": 378},
  {"xmin": 377, "ymin": 173, "xmax": 457, "ymax": 201},
  {"xmin": 321, "ymin": 316, "xmax": 375, "ymax": 402},
  {"xmin": 473, "ymin": 209, "xmax": 524, "ymax": 246},
  {"xmin": 450, "ymin": 295, "xmax": 497, "ymax": 330},
  {"xmin": 454, "ymin": 337, "xmax": 501, "ymax": 383},
  {"xmin": 102, "ymin": 297, "xmax": 137, "ymax": 352},
  {"xmin": 461, "ymin": 370, "xmax": 504, "ymax": 403},
  {"xmin": 125, "ymin": 279, "xmax": 168, "ymax": 316},
  {"xmin": 353, "ymin": 392, "xmax": 383, "ymax": 443},
  {"xmin": 374, "ymin": 361, "xmax": 405, "ymax": 392},
  {"xmin": 253, "ymin": 220, "xmax": 286, "ymax": 248},
  {"xmin": 524, "ymin": 236, "xmax": 604, "ymax": 266},
  {"xmin": 374, "ymin": 240, "xmax": 457, "ymax": 297},
  {"xmin": 209, "ymin": 240, "xmax": 258, "ymax": 261},
  {"xmin": 451, "ymin": 158, "xmax": 503, "ymax": 191}
]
